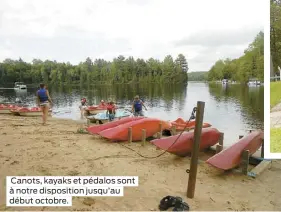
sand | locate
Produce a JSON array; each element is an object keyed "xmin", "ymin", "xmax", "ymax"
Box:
[{"xmin": 0, "ymin": 114, "xmax": 280, "ymax": 211}]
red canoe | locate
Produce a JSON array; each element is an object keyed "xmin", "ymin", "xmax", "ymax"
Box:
[
  {"xmin": 206, "ymin": 130, "xmax": 264, "ymax": 170},
  {"xmin": 171, "ymin": 117, "xmax": 211, "ymax": 131},
  {"xmin": 150, "ymin": 128, "xmax": 221, "ymax": 156},
  {"xmin": 87, "ymin": 116, "xmax": 145, "ymax": 134},
  {"xmin": 99, "ymin": 118, "xmax": 172, "ymax": 141}
]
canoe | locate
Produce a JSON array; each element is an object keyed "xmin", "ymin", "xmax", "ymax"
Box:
[
  {"xmin": 0, "ymin": 104, "xmax": 19, "ymax": 114},
  {"xmin": 150, "ymin": 128, "xmax": 221, "ymax": 156},
  {"xmin": 171, "ymin": 117, "xmax": 211, "ymax": 131},
  {"xmin": 98, "ymin": 118, "xmax": 172, "ymax": 141},
  {"xmin": 16, "ymin": 107, "xmax": 52, "ymax": 116},
  {"xmin": 87, "ymin": 116, "xmax": 145, "ymax": 134},
  {"xmin": 206, "ymin": 130, "xmax": 264, "ymax": 170},
  {"xmin": 87, "ymin": 110, "xmax": 132, "ymax": 124}
]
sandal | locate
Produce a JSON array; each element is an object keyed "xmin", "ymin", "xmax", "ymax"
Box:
[
  {"xmin": 159, "ymin": 196, "xmax": 183, "ymax": 211},
  {"xmin": 173, "ymin": 201, "xmax": 190, "ymax": 211}
]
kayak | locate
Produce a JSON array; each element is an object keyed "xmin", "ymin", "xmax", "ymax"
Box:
[
  {"xmin": 150, "ymin": 128, "xmax": 221, "ymax": 156},
  {"xmin": 87, "ymin": 116, "xmax": 145, "ymax": 134},
  {"xmin": 98, "ymin": 118, "xmax": 172, "ymax": 141},
  {"xmin": 85, "ymin": 105, "xmax": 119, "ymax": 115},
  {"xmin": 171, "ymin": 117, "xmax": 211, "ymax": 131},
  {"xmin": 14, "ymin": 107, "xmax": 52, "ymax": 116},
  {"xmin": 206, "ymin": 130, "xmax": 264, "ymax": 170},
  {"xmin": 0, "ymin": 104, "xmax": 19, "ymax": 114},
  {"xmin": 87, "ymin": 110, "xmax": 132, "ymax": 124}
]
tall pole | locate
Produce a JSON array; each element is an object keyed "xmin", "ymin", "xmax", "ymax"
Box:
[{"xmin": 187, "ymin": 101, "xmax": 205, "ymax": 198}]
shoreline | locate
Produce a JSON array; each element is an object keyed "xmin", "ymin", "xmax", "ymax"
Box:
[{"xmin": 0, "ymin": 114, "xmax": 280, "ymax": 211}]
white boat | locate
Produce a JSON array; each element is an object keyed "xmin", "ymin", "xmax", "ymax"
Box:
[
  {"xmin": 14, "ymin": 82, "xmax": 27, "ymax": 90},
  {"xmin": 247, "ymin": 80, "xmax": 261, "ymax": 86}
]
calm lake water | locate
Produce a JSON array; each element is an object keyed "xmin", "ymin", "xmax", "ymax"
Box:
[{"xmin": 0, "ymin": 82, "xmax": 264, "ymax": 146}]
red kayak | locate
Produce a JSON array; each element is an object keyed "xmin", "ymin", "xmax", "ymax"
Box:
[
  {"xmin": 99, "ymin": 118, "xmax": 172, "ymax": 141},
  {"xmin": 206, "ymin": 130, "xmax": 264, "ymax": 170},
  {"xmin": 171, "ymin": 117, "xmax": 211, "ymax": 131},
  {"xmin": 87, "ymin": 116, "xmax": 145, "ymax": 134},
  {"xmin": 150, "ymin": 128, "xmax": 221, "ymax": 156}
]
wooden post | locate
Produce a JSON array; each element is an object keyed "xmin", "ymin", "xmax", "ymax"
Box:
[
  {"xmin": 128, "ymin": 127, "xmax": 132, "ymax": 143},
  {"xmin": 219, "ymin": 133, "xmax": 224, "ymax": 147},
  {"xmin": 156, "ymin": 132, "xmax": 161, "ymax": 139},
  {"xmin": 158, "ymin": 123, "xmax": 163, "ymax": 138},
  {"xmin": 141, "ymin": 129, "xmax": 146, "ymax": 146},
  {"xmin": 216, "ymin": 132, "xmax": 224, "ymax": 153},
  {"xmin": 241, "ymin": 150, "xmax": 249, "ymax": 175},
  {"xmin": 261, "ymin": 139, "xmax": 264, "ymax": 158},
  {"xmin": 216, "ymin": 144, "xmax": 223, "ymax": 153},
  {"xmin": 171, "ymin": 126, "xmax": 177, "ymax": 136},
  {"xmin": 187, "ymin": 101, "xmax": 205, "ymax": 198}
]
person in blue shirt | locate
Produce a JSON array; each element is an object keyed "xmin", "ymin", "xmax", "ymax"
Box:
[
  {"xmin": 36, "ymin": 83, "xmax": 53, "ymax": 125},
  {"xmin": 131, "ymin": 95, "xmax": 147, "ymax": 116}
]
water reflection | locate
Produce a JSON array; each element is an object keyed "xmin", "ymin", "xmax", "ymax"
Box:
[{"xmin": 0, "ymin": 82, "xmax": 263, "ymax": 145}]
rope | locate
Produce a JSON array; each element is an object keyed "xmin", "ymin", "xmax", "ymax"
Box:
[{"xmin": 117, "ymin": 107, "xmax": 197, "ymax": 159}]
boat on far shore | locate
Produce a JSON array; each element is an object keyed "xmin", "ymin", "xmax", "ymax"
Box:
[{"xmin": 14, "ymin": 82, "xmax": 27, "ymax": 90}]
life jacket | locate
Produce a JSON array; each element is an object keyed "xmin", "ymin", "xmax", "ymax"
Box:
[
  {"xmin": 37, "ymin": 88, "xmax": 48, "ymax": 102},
  {"xmin": 107, "ymin": 104, "xmax": 115, "ymax": 114},
  {"xmin": 134, "ymin": 100, "xmax": 142, "ymax": 112}
]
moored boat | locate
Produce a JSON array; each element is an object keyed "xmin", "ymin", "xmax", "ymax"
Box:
[
  {"xmin": 171, "ymin": 117, "xmax": 211, "ymax": 131},
  {"xmin": 206, "ymin": 130, "xmax": 264, "ymax": 170},
  {"xmin": 98, "ymin": 118, "xmax": 171, "ymax": 141},
  {"xmin": 0, "ymin": 104, "xmax": 19, "ymax": 114},
  {"xmin": 85, "ymin": 105, "xmax": 107, "ymax": 115},
  {"xmin": 150, "ymin": 128, "xmax": 221, "ymax": 156},
  {"xmin": 86, "ymin": 110, "xmax": 132, "ymax": 124},
  {"xmin": 16, "ymin": 107, "xmax": 52, "ymax": 117}
]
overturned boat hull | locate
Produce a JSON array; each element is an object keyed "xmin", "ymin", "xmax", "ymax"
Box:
[
  {"xmin": 98, "ymin": 118, "xmax": 171, "ymax": 141},
  {"xmin": 151, "ymin": 128, "xmax": 221, "ymax": 156},
  {"xmin": 206, "ymin": 130, "xmax": 264, "ymax": 170},
  {"xmin": 87, "ymin": 116, "xmax": 145, "ymax": 134}
]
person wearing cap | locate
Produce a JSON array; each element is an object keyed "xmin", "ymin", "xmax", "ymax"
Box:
[
  {"xmin": 106, "ymin": 101, "xmax": 116, "ymax": 121},
  {"xmin": 132, "ymin": 95, "xmax": 147, "ymax": 116}
]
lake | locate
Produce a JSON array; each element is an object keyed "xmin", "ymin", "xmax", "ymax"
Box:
[{"xmin": 0, "ymin": 82, "xmax": 264, "ymax": 146}]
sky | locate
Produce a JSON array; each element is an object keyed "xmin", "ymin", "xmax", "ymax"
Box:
[{"xmin": 0, "ymin": 0, "xmax": 265, "ymax": 72}]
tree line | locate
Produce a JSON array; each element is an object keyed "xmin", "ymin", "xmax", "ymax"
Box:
[
  {"xmin": 271, "ymin": 0, "xmax": 281, "ymax": 75},
  {"xmin": 207, "ymin": 31, "xmax": 264, "ymax": 82},
  {"xmin": 0, "ymin": 54, "xmax": 188, "ymax": 85}
]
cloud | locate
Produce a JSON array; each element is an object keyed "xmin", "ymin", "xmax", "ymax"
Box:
[
  {"xmin": 173, "ymin": 27, "xmax": 263, "ymax": 48},
  {"xmin": 0, "ymin": 0, "xmax": 265, "ymax": 71}
]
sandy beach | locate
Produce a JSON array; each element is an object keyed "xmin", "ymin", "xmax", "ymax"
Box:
[{"xmin": 0, "ymin": 114, "xmax": 280, "ymax": 211}]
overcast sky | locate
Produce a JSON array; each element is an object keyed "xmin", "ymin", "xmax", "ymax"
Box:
[{"xmin": 0, "ymin": 0, "xmax": 264, "ymax": 71}]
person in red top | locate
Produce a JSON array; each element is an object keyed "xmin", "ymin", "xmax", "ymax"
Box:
[{"xmin": 106, "ymin": 101, "xmax": 116, "ymax": 121}]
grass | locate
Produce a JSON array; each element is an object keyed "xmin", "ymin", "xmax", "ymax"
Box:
[
  {"xmin": 270, "ymin": 81, "xmax": 281, "ymax": 108},
  {"xmin": 270, "ymin": 128, "xmax": 281, "ymax": 153}
]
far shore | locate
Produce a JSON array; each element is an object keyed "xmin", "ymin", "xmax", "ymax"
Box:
[{"xmin": 0, "ymin": 114, "xmax": 280, "ymax": 211}]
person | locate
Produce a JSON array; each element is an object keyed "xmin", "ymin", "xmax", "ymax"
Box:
[
  {"xmin": 132, "ymin": 95, "xmax": 147, "ymax": 116},
  {"xmin": 106, "ymin": 101, "xmax": 116, "ymax": 121},
  {"xmin": 79, "ymin": 97, "xmax": 87, "ymax": 117},
  {"xmin": 99, "ymin": 100, "xmax": 106, "ymax": 107},
  {"xmin": 36, "ymin": 83, "xmax": 53, "ymax": 125}
]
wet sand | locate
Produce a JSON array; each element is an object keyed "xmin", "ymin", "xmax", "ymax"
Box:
[{"xmin": 0, "ymin": 114, "xmax": 280, "ymax": 211}]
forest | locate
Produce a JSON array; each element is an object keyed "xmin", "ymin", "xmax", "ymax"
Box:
[
  {"xmin": 271, "ymin": 0, "xmax": 281, "ymax": 75},
  {"xmin": 187, "ymin": 71, "xmax": 208, "ymax": 81},
  {"xmin": 207, "ymin": 31, "xmax": 264, "ymax": 82},
  {"xmin": 0, "ymin": 54, "xmax": 188, "ymax": 85}
]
